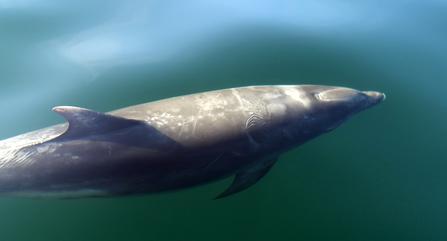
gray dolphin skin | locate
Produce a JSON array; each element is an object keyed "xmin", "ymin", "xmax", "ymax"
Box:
[{"xmin": 0, "ymin": 85, "xmax": 385, "ymax": 199}]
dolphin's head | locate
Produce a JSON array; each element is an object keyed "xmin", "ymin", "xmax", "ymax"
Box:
[{"xmin": 284, "ymin": 85, "xmax": 385, "ymax": 138}]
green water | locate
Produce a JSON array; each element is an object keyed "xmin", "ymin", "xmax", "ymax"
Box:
[{"xmin": 1, "ymin": 1, "xmax": 446, "ymax": 240}]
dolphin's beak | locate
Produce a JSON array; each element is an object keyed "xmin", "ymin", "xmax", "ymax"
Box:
[{"xmin": 362, "ymin": 91, "xmax": 386, "ymax": 110}]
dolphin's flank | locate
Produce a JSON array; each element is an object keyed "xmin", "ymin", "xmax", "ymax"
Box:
[{"xmin": 0, "ymin": 85, "xmax": 385, "ymax": 199}]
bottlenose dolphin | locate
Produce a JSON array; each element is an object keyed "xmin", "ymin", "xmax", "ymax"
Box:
[{"xmin": 0, "ymin": 85, "xmax": 385, "ymax": 199}]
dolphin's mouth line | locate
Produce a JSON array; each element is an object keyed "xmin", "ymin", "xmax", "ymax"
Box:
[
  {"xmin": 324, "ymin": 126, "xmax": 337, "ymax": 133},
  {"xmin": 380, "ymin": 93, "xmax": 386, "ymax": 102}
]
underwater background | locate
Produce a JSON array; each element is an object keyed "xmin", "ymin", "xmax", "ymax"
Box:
[{"xmin": 0, "ymin": 0, "xmax": 446, "ymax": 240}]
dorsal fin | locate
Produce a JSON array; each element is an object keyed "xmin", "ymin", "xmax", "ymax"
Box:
[{"xmin": 52, "ymin": 106, "xmax": 142, "ymax": 140}]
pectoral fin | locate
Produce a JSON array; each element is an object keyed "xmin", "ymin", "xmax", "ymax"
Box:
[{"xmin": 214, "ymin": 158, "xmax": 278, "ymax": 199}]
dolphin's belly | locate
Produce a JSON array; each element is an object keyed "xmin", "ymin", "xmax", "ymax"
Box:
[{"xmin": 0, "ymin": 135, "xmax": 265, "ymax": 198}]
